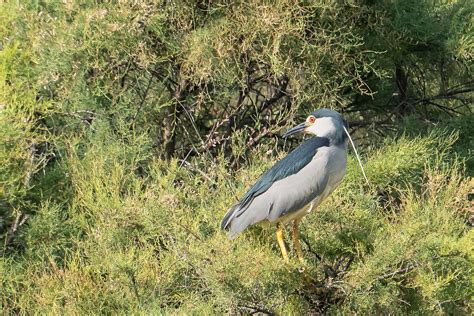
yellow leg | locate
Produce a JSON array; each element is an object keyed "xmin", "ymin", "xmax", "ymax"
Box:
[
  {"xmin": 276, "ymin": 224, "xmax": 289, "ymax": 263},
  {"xmin": 292, "ymin": 219, "xmax": 305, "ymax": 263}
]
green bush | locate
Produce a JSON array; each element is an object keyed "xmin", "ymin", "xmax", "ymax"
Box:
[
  {"xmin": 1, "ymin": 0, "xmax": 472, "ymax": 314},
  {"xmin": 1, "ymin": 130, "xmax": 472, "ymax": 314}
]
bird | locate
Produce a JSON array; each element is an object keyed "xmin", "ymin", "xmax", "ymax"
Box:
[{"xmin": 221, "ymin": 108, "xmax": 349, "ymax": 263}]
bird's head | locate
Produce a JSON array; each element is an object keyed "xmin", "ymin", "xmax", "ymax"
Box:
[{"xmin": 283, "ymin": 108, "xmax": 348, "ymax": 145}]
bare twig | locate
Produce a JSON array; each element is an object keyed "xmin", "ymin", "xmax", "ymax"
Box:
[
  {"xmin": 177, "ymin": 159, "xmax": 216, "ymax": 185},
  {"xmin": 301, "ymin": 235, "xmax": 322, "ymax": 261},
  {"xmin": 130, "ymin": 72, "xmax": 154, "ymax": 128},
  {"xmin": 4, "ymin": 212, "xmax": 29, "ymax": 249},
  {"xmin": 377, "ymin": 263, "xmax": 418, "ymax": 281}
]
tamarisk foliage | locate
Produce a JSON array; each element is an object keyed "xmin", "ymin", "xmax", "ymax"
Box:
[{"xmin": 1, "ymin": 1, "xmax": 472, "ymax": 314}]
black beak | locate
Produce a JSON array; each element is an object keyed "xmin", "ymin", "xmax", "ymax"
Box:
[{"xmin": 283, "ymin": 122, "xmax": 307, "ymax": 138}]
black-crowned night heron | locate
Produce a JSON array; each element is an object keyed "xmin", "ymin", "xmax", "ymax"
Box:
[{"xmin": 221, "ymin": 108, "xmax": 349, "ymax": 263}]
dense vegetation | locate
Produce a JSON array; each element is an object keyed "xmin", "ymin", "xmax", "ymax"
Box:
[{"xmin": 1, "ymin": 0, "xmax": 473, "ymax": 314}]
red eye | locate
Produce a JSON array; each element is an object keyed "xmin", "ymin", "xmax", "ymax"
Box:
[{"xmin": 308, "ymin": 116, "xmax": 316, "ymax": 124}]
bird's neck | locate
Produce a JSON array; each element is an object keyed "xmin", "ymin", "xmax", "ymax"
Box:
[{"xmin": 324, "ymin": 129, "xmax": 347, "ymax": 147}]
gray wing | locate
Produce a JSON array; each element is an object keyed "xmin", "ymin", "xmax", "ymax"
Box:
[
  {"xmin": 234, "ymin": 137, "xmax": 329, "ymax": 211},
  {"xmin": 221, "ymin": 137, "xmax": 329, "ymax": 232},
  {"xmin": 223, "ymin": 146, "xmax": 339, "ymax": 239}
]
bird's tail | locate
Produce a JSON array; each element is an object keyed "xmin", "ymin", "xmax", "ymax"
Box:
[
  {"xmin": 221, "ymin": 203, "xmax": 264, "ymax": 239},
  {"xmin": 221, "ymin": 203, "xmax": 251, "ymax": 239},
  {"xmin": 220, "ymin": 204, "xmax": 240, "ymax": 231}
]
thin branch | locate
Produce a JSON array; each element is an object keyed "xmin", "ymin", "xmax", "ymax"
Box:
[
  {"xmin": 4, "ymin": 212, "xmax": 29, "ymax": 249},
  {"xmin": 177, "ymin": 159, "xmax": 216, "ymax": 185},
  {"xmin": 301, "ymin": 235, "xmax": 322, "ymax": 261},
  {"xmin": 377, "ymin": 263, "xmax": 418, "ymax": 281},
  {"xmin": 130, "ymin": 72, "xmax": 154, "ymax": 129}
]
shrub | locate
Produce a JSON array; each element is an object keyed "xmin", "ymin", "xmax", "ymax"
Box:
[{"xmin": 1, "ymin": 0, "xmax": 472, "ymax": 314}]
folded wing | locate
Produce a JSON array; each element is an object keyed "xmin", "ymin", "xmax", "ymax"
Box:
[{"xmin": 221, "ymin": 137, "xmax": 330, "ymax": 238}]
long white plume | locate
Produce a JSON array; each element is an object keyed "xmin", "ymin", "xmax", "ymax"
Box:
[{"xmin": 343, "ymin": 125, "xmax": 369, "ymax": 185}]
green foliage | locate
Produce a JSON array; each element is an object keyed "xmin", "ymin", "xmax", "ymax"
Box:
[
  {"xmin": 1, "ymin": 132, "xmax": 472, "ymax": 314},
  {"xmin": 1, "ymin": 0, "xmax": 473, "ymax": 314}
]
